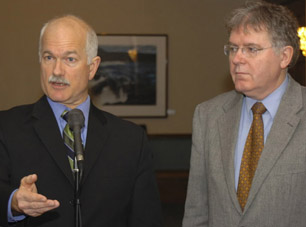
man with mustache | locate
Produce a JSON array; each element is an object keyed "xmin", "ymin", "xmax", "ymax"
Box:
[
  {"xmin": 0, "ymin": 15, "xmax": 162, "ymax": 227},
  {"xmin": 183, "ymin": 1, "xmax": 306, "ymax": 227}
]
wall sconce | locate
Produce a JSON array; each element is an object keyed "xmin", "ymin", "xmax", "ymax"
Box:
[{"xmin": 298, "ymin": 27, "xmax": 306, "ymax": 56}]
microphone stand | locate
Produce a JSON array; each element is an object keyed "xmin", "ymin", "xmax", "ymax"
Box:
[
  {"xmin": 71, "ymin": 125, "xmax": 84, "ymax": 227},
  {"xmin": 73, "ymin": 162, "xmax": 82, "ymax": 227},
  {"xmin": 66, "ymin": 109, "xmax": 85, "ymax": 227},
  {"xmin": 73, "ymin": 135, "xmax": 84, "ymax": 227}
]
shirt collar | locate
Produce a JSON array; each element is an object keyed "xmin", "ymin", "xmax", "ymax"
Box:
[
  {"xmin": 245, "ymin": 75, "xmax": 289, "ymax": 120},
  {"xmin": 47, "ymin": 96, "xmax": 91, "ymax": 127}
]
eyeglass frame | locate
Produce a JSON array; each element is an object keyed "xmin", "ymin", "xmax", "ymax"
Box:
[{"xmin": 224, "ymin": 44, "xmax": 273, "ymax": 58}]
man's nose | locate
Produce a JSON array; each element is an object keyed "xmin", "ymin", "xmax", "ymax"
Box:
[
  {"xmin": 231, "ymin": 48, "xmax": 246, "ymax": 64},
  {"xmin": 53, "ymin": 59, "xmax": 64, "ymax": 76}
]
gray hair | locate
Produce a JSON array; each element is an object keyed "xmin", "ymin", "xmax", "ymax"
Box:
[
  {"xmin": 225, "ymin": 0, "xmax": 300, "ymax": 68},
  {"xmin": 38, "ymin": 15, "xmax": 98, "ymax": 65}
]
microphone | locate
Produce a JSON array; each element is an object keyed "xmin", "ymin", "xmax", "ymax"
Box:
[{"xmin": 66, "ymin": 109, "xmax": 85, "ymax": 178}]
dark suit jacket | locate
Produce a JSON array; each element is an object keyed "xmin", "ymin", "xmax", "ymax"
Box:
[{"xmin": 0, "ymin": 96, "xmax": 162, "ymax": 227}]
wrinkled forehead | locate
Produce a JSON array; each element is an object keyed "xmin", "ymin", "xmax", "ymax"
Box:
[{"xmin": 229, "ymin": 24, "xmax": 273, "ymax": 47}]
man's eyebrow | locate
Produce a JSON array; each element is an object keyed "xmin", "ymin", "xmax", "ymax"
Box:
[
  {"xmin": 228, "ymin": 42, "xmax": 260, "ymax": 46},
  {"xmin": 64, "ymin": 51, "xmax": 79, "ymax": 56},
  {"xmin": 42, "ymin": 50, "xmax": 53, "ymax": 55},
  {"xmin": 42, "ymin": 50, "xmax": 79, "ymax": 56}
]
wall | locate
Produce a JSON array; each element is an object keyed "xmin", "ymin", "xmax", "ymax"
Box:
[{"xmin": 0, "ymin": 0, "xmax": 245, "ymax": 134}]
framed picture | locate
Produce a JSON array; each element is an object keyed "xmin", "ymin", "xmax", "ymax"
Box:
[{"xmin": 89, "ymin": 34, "xmax": 168, "ymax": 117}]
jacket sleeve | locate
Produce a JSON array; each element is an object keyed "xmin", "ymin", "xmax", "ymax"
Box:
[
  {"xmin": 0, "ymin": 117, "xmax": 18, "ymax": 227},
  {"xmin": 183, "ymin": 105, "xmax": 209, "ymax": 227}
]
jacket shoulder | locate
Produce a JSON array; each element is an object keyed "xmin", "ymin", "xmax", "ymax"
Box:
[
  {"xmin": 91, "ymin": 105, "xmax": 145, "ymax": 135},
  {"xmin": 196, "ymin": 90, "xmax": 240, "ymax": 113}
]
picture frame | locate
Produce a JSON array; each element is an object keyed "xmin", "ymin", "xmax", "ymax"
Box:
[{"xmin": 89, "ymin": 34, "xmax": 168, "ymax": 118}]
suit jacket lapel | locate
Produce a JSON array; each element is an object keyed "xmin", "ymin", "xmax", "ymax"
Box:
[
  {"xmin": 82, "ymin": 104, "xmax": 109, "ymax": 184},
  {"xmin": 218, "ymin": 92, "xmax": 244, "ymax": 213},
  {"xmin": 244, "ymin": 77, "xmax": 303, "ymax": 212},
  {"xmin": 32, "ymin": 96, "xmax": 75, "ymax": 186}
]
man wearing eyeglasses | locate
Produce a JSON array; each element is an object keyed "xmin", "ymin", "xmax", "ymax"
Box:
[{"xmin": 183, "ymin": 1, "xmax": 305, "ymax": 227}]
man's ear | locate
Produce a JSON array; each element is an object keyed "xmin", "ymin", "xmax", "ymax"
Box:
[
  {"xmin": 88, "ymin": 56, "xmax": 101, "ymax": 80},
  {"xmin": 280, "ymin": 46, "xmax": 294, "ymax": 69}
]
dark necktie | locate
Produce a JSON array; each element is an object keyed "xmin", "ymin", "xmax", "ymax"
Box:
[
  {"xmin": 237, "ymin": 102, "xmax": 267, "ymax": 211},
  {"xmin": 62, "ymin": 110, "xmax": 75, "ymax": 170}
]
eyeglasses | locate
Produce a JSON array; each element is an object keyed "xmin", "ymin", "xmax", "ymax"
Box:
[{"xmin": 224, "ymin": 45, "xmax": 272, "ymax": 58}]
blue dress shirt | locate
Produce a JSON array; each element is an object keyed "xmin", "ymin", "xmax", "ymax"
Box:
[
  {"xmin": 47, "ymin": 96, "xmax": 90, "ymax": 146},
  {"xmin": 234, "ymin": 75, "xmax": 289, "ymax": 190},
  {"xmin": 8, "ymin": 96, "xmax": 91, "ymax": 222}
]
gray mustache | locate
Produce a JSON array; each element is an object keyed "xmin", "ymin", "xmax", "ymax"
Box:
[{"xmin": 48, "ymin": 75, "xmax": 70, "ymax": 85}]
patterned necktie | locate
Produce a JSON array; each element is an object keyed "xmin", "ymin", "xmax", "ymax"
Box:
[
  {"xmin": 237, "ymin": 102, "xmax": 266, "ymax": 211},
  {"xmin": 61, "ymin": 110, "xmax": 75, "ymax": 170}
]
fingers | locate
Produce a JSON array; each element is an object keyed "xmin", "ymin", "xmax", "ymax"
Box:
[
  {"xmin": 16, "ymin": 186, "xmax": 47, "ymax": 205},
  {"xmin": 20, "ymin": 174, "xmax": 38, "ymax": 193},
  {"xmin": 22, "ymin": 174, "xmax": 37, "ymax": 186},
  {"xmin": 11, "ymin": 174, "xmax": 60, "ymax": 217},
  {"xmin": 18, "ymin": 198, "xmax": 60, "ymax": 217}
]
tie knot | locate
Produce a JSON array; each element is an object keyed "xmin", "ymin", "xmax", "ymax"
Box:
[
  {"xmin": 251, "ymin": 102, "xmax": 266, "ymax": 115},
  {"xmin": 61, "ymin": 110, "xmax": 69, "ymax": 122}
]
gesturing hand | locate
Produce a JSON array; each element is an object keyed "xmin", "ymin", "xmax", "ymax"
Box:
[{"xmin": 11, "ymin": 174, "xmax": 60, "ymax": 217}]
